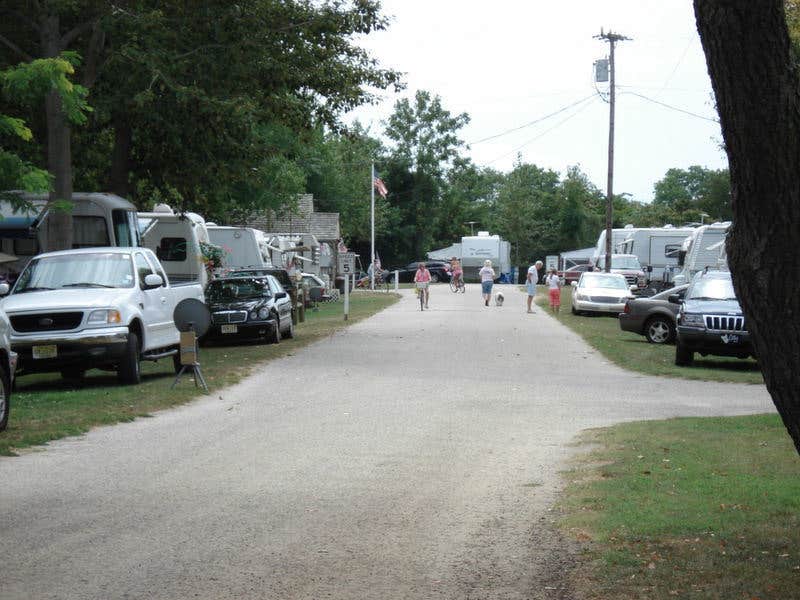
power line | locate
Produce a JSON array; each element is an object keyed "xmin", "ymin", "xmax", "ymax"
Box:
[
  {"xmin": 467, "ymin": 94, "xmax": 597, "ymax": 145},
  {"xmin": 622, "ymin": 91, "xmax": 719, "ymax": 123}
]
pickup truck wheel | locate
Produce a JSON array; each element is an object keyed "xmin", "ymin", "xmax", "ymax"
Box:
[
  {"xmin": 60, "ymin": 369, "xmax": 86, "ymax": 385},
  {"xmin": 118, "ymin": 331, "xmax": 141, "ymax": 384},
  {"xmin": 645, "ymin": 316, "xmax": 675, "ymax": 344},
  {"xmin": 172, "ymin": 350, "xmax": 183, "ymax": 374},
  {"xmin": 675, "ymin": 341, "xmax": 694, "ymax": 366},
  {"xmin": 0, "ymin": 362, "xmax": 10, "ymax": 432}
]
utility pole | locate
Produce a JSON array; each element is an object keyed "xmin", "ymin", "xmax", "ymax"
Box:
[{"xmin": 595, "ymin": 29, "xmax": 630, "ymax": 272}]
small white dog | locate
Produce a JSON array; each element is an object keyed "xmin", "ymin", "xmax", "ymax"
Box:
[{"xmin": 494, "ymin": 291, "xmax": 505, "ymax": 306}]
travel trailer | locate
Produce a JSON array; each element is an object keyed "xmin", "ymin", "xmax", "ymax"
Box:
[
  {"xmin": 207, "ymin": 226, "xmax": 273, "ymax": 271},
  {"xmin": 673, "ymin": 222, "xmax": 730, "ymax": 285},
  {"xmin": 0, "ymin": 192, "xmax": 139, "ymax": 276},
  {"xmin": 460, "ymin": 232, "xmax": 511, "ymax": 281},
  {"xmin": 138, "ymin": 204, "xmax": 211, "ymax": 286}
]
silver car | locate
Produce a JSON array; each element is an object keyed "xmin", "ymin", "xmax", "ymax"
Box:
[{"xmin": 571, "ymin": 272, "xmax": 633, "ymax": 316}]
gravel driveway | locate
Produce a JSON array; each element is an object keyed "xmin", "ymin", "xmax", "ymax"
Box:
[{"xmin": 0, "ymin": 285, "xmax": 774, "ymax": 599}]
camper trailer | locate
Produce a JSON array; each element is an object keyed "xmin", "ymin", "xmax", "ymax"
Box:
[
  {"xmin": 593, "ymin": 225, "xmax": 696, "ymax": 283},
  {"xmin": 138, "ymin": 204, "xmax": 211, "ymax": 286},
  {"xmin": 673, "ymin": 222, "xmax": 730, "ymax": 285},
  {"xmin": 460, "ymin": 232, "xmax": 511, "ymax": 282},
  {"xmin": 0, "ymin": 192, "xmax": 140, "ymax": 276},
  {"xmin": 207, "ymin": 226, "xmax": 273, "ymax": 271}
]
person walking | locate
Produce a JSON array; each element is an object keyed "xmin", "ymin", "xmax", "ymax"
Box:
[
  {"xmin": 413, "ymin": 261, "xmax": 431, "ymax": 308},
  {"xmin": 479, "ymin": 259, "xmax": 495, "ymax": 307},
  {"xmin": 545, "ymin": 268, "xmax": 562, "ymax": 314},
  {"xmin": 526, "ymin": 260, "xmax": 543, "ymax": 313}
]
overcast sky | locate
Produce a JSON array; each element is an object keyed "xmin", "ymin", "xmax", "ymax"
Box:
[{"xmin": 346, "ymin": 0, "xmax": 726, "ymax": 202}]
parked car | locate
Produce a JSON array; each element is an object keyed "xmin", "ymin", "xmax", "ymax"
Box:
[
  {"xmin": 230, "ymin": 267, "xmax": 297, "ymax": 320},
  {"xmin": 0, "ymin": 292, "xmax": 18, "ymax": 431},
  {"xmin": 559, "ymin": 263, "xmax": 593, "ymax": 285},
  {"xmin": 0, "ymin": 248, "xmax": 204, "ymax": 384},
  {"xmin": 571, "ymin": 272, "xmax": 633, "ymax": 316},
  {"xmin": 204, "ymin": 275, "xmax": 293, "ymax": 344},
  {"xmin": 392, "ymin": 261, "xmax": 451, "ymax": 283},
  {"xmin": 672, "ymin": 270, "xmax": 753, "ymax": 366},
  {"xmin": 299, "ymin": 272, "xmax": 331, "ymax": 303},
  {"xmin": 618, "ymin": 284, "xmax": 689, "ymax": 344}
]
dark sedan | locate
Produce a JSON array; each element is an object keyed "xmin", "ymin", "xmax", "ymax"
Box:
[
  {"xmin": 618, "ymin": 284, "xmax": 688, "ymax": 344},
  {"xmin": 204, "ymin": 275, "xmax": 294, "ymax": 344},
  {"xmin": 391, "ymin": 261, "xmax": 451, "ymax": 283}
]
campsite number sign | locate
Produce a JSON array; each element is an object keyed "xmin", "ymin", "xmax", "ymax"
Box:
[{"xmin": 338, "ymin": 252, "xmax": 356, "ymax": 274}]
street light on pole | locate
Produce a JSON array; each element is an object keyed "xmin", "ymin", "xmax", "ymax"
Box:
[{"xmin": 465, "ymin": 221, "xmax": 477, "ymax": 235}]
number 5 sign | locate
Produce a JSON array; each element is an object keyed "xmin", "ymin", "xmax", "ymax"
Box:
[{"xmin": 338, "ymin": 252, "xmax": 356, "ymax": 274}]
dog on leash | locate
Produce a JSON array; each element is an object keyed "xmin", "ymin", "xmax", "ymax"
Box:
[{"xmin": 494, "ymin": 291, "xmax": 505, "ymax": 306}]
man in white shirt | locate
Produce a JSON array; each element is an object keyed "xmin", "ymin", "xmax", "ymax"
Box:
[{"xmin": 526, "ymin": 260, "xmax": 543, "ymax": 313}]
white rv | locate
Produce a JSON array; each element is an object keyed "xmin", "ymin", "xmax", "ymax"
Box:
[
  {"xmin": 0, "ymin": 192, "xmax": 140, "ymax": 276},
  {"xmin": 138, "ymin": 204, "xmax": 211, "ymax": 286},
  {"xmin": 460, "ymin": 232, "xmax": 511, "ymax": 281},
  {"xmin": 207, "ymin": 226, "xmax": 273, "ymax": 271},
  {"xmin": 593, "ymin": 225, "xmax": 696, "ymax": 282},
  {"xmin": 673, "ymin": 222, "xmax": 730, "ymax": 285}
]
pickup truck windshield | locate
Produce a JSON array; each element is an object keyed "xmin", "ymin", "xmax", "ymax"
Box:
[
  {"xmin": 206, "ymin": 278, "xmax": 270, "ymax": 302},
  {"xmin": 597, "ymin": 256, "xmax": 642, "ymax": 270},
  {"xmin": 14, "ymin": 253, "xmax": 135, "ymax": 293}
]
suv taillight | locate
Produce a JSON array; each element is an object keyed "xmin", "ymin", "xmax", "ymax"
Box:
[{"xmin": 623, "ymin": 301, "xmax": 631, "ymax": 314}]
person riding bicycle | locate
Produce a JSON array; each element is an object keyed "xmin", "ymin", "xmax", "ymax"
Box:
[
  {"xmin": 449, "ymin": 256, "xmax": 463, "ymax": 289},
  {"xmin": 414, "ymin": 261, "xmax": 431, "ymax": 308}
]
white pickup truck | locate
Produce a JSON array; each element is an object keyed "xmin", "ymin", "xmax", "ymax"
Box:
[{"xmin": 0, "ymin": 247, "xmax": 204, "ymax": 384}]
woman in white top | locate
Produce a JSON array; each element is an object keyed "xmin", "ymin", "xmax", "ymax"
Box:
[
  {"xmin": 478, "ymin": 259, "xmax": 496, "ymax": 307},
  {"xmin": 545, "ymin": 268, "xmax": 562, "ymax": 314}
]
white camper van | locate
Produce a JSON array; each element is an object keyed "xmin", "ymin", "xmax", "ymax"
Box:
[
  {"xmin": 673, "ymin": 222, "xmax": 730, "ymax": 285},
  {"xmin": 138, "ymin": 204, "xmax": 211, "ymax": 286},
  {"xmin": 460, "ymin": 232, "xmax": 511, "ymax": 281},
  {"xmin": 0, "ymin": 192, "xmax": 140, "ymax": 276},
  {"xmin": 594, "ymin": 225, "xmax": 695, "ymax": 283},
  {"xmin": 207, "ymin": 226, "xmax": 273, "ymax": 271}
]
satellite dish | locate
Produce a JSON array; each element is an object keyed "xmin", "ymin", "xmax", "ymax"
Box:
[{"xmin": 173, "ymin": 298, "xmax": 211, "ymax": 337}]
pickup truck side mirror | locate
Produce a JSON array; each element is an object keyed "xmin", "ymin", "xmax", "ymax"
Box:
[
  {"xmin": 274, "ymin": 291, "xmax": 287, "ymax": 300},
  {"xmin": 667, "ymin": 294, "xmax": 682, "ymax": 304},
  {"xmin": 0, "ymin": 283, "xmax": 9, "ymax": 296},
  {"xmin": 143, "ymin": 273, "xmax": 164, "ymax": 289},
  {"xmin": 629, "ymin": 285, "xmax": 639, "ymax": 293},
  {"xmin": 570, "ymin": 281, "xmax": 577, "ymax": 288}
]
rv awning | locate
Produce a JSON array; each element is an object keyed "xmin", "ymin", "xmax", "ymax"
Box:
[
  {"xmin": 0, "ymin": 252, "xmax": 18, "ymax": 264},
  {"xmin": 0, "ymin": 216, "xmax": 37, "ymax": 238}
]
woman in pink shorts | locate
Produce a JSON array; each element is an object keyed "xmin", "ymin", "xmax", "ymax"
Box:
[{"xmin": 545, "ymin": 268, "xmax": 562, "ymax": 314}]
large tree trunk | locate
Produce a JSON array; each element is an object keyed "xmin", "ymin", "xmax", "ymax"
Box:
[
  {"xmin": 108, "ymin": 120, "xmax": 133, "ymax": 198},
  {"xmin": 694, "ymin": 1, "xmax": 800, "ymax": 453},
  {"xmin": 42, "ymin": 15, "xmax": 73, "ymax": 251}
]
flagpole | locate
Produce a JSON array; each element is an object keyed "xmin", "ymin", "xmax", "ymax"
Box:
[{"xmin": 370, "ymin": 161, "xmax": 375, "ymax": 291}]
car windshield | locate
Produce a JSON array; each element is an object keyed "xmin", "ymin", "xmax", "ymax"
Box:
[
  {"xmin": 598, "ymin": 256, "xmax": 641, "ymax": 270},
  {"xmin": 14, "ymin": 253, "xmax": 135, "ymax": 292},
  {"xmin": 206, "ymin": 278, "xmax": 270, "ymax": 302},
  {"xmin": 580, "ymin": 275, "xmax": 628, "ymax": 290},
  {"xmin": 688, "ymin": 276, "xmax": 738, "ymax": 301}
]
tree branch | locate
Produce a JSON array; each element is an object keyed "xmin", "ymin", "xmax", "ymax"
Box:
[
  {"xmin": 60, "ymin": 20, "xmax": 97, "ymax": 50},
  {"xmin": 0, "ymin": 9, "xmax": 42, "ymax": 34},
  {"xmin": 0, "ymin": 32, "xmax": 33, "ymax": 62}
]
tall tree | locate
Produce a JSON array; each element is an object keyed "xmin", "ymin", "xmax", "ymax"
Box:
[
  {"xmin": 653, "ymin": 165, "xmax": 731, "ymax": 223},
  {"xmin": 384, "ymin": 90, "xmax": 469, "ymax": 261},
  {"xmin": 694, "ymin": 0, "xmax": 800, "ymax": 453}
]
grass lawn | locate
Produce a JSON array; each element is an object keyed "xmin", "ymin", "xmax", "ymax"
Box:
[
  {"xmin": 1, "ymin": 292, "xmax": 398, "ymax": 456},
  {"xmin": 560, "ymin": 414, "xmax": 800, "ymax": 599},
  {"xmin": 535, "ymin": 285, "xmax": 763, "ymax": 384}
]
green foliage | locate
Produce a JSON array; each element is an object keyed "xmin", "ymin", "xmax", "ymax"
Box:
[{"xmin": 653, "ymin": 165, "xmax": 731, "ymax": 223}]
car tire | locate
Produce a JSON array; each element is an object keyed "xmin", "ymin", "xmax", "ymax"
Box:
[
  {"xmin": 269, "ymin": 316, "xmax": 281, "ymax": 344},
  {"xmin": 675, "ymin": 341, "xmax": 694, "ymax": 366},
  {"xmin": 284, "ymin": 316, "xmax": 294, "ymax": 339},
  {"xmin": 172, "ymin": 348, "xmax": 183, "ymax": 374},
  {"xmin": 0, "ymin": 361, "xmax": 10, "ymax": 432},
  {"xmin": 644, "ymin": 316, "xmax": 675, "ymax": 344},
  {"xmin": 430, "ymin": 273, "xmax": 439, "ymax": 283},
  {"xmin": 117, "ymin": 331, "xmax": 141, "ymax": 384}
]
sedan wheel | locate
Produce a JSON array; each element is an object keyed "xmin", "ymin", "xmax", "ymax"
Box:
[
  {"xmin": 430, "ymin": 273, "xmax": 439, "ymax": 283},
  {"xmin": 645, "ymin": 316, "xmax": 675, "ymax": 344}
]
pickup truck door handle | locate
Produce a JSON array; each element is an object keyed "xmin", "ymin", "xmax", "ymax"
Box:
[
  {"xmin": 139, "ymin": 303, "xmax": 144, "ymax": 309},
  {"xmin": 160, "ymin": 297, "xmax": 167, "ymax": 304}
]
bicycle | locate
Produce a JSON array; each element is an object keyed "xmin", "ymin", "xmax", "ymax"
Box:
[
  {"xmin": 449, "ymin": 273, "xmax": 465, "ymax": 293},
  {"xmin": 415, "ymin": 281, "xmax": 428, "ymax": 310}
]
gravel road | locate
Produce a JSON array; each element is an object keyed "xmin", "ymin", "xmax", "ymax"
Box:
[{"xmin": 0, "ymin": 285, "xmax": 774, "ymax": 599}]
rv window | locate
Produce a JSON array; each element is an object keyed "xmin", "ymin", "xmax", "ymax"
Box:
[
  {"xmin": 73, "ymin": 216, "xmax": 110, "ymax": 247},
  {"xmin": 664, "ymin": 244, "xmax": 682, "ymax": 259},
  {"xmin": 156, "ymin": 237, "xmax": 188, "ymax": 262},
  {"xmin": 112, "ymin": 209, "xmax": 139, "ymax": 247},
  {"xmin": 13, "ymin": 238, "xmax": 38, "ymax": 256}
]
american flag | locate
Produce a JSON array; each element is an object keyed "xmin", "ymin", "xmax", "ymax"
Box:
[{"xmin": 373, "ymin": 177, "xmax": 388, "ymax": 199}]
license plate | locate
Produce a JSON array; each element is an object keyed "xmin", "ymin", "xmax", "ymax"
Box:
[
  {"xmin": 32, "ymin": 345, "xmax": 57, "ymax": 359},
  {"xmin": 221, "ymin": 324, "xmax": 238, "ymax": 334},
  {"xmin": 722, "ymin": 334, "xmax": 740, "ymax": 344}
]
